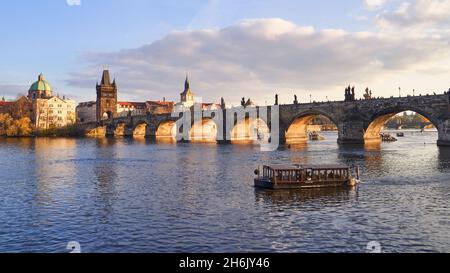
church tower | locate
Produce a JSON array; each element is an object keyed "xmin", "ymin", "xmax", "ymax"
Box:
[
  {"xmin": 180, "ymin": 75, "xmax": 194, "ymax": 106},
  {"xmin": 96, "ymin": 70, "xmax": 117, "ymax": 121}
]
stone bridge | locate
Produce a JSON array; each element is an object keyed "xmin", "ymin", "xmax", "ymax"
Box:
[{"xmin": 78, "ymin": 93, "xmax": 450, "ymax": 147}]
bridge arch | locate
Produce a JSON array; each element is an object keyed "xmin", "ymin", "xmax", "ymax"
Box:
[
  {"xmin": 132, "ymin": 122, "xmax": 148, "ymax": 138},
  {"xmin": 364, "ymin": 106, "xmax": 438, "ymax": 143},
  {"xmin": 102, "ymin": 111, "xmax": 113, "ymax": 120},
  {"xmin": 113, "ymin": 122, "xmax": 127, "ymax": 137},
  {"xmin": 285, "ymin": 110, "xmax": 338, "ymax": 144},
  {"xmin": 190, "ymin": 118, "xmax": 218, "ymax": 143},
  {"xmin": 156, "ymin": 120, "xmax": 177, "ymax": 140},
  {"xmin": 86, "ymin": 125, "xmax": 107, "ymax": 137},
  {"xmin": 230, "ymin": 117, "xmax": 270, "ymax": 144}
]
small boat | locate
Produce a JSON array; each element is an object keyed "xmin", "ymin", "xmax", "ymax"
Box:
[
  {"xmin": 396, "ymin": 132, "xmax": 405, "ymax": 137},
  {"xmin": 380, "ymin": 133, "xmax": 397, "ymax": 142},
  {"xmin": 254, "ymin": 164, "xmax": 360, "ymax": 190},
  {"xmin": 308, "ymin": 131, "xmax": 325, "ymax": 141}
]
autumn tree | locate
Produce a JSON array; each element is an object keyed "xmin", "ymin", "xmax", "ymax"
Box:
[{"xmin": 0, "ymin": 113, "xmax": 33, "ymax": 137}]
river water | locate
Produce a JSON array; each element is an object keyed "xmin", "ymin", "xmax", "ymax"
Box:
[{"xmin": 0, "ymin": 131, "xmax": 449, "ymax": 253}]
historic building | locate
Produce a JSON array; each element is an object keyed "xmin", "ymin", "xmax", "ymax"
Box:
[
  {"xmin": 96, "ymin": 70, "xmax": 118, "ymax": 121},
  {"xmin": 76, "ymin": 101, "xmax": 96, "ymax": 123},
  {"xmin": 117, "ymin": 102, "xmax": 147, "ymax": 117},
  {"xmin": 77, "ymin": 72, "xmax": 221, "ymax": 123},
  {"xmin": 0, "ymin": 96, "xmax": 34, "ymax": 121},
  {"xmin": 0, "ymin": 100, "xmax": 13, "ymax": 115},
  {"xmin": 28, "ymin": 73, "xmax": 53, "ymax": 100},
  {"xmin": 174, "ymin": 76, "xmax": 195, "ymax": 112},
  {"xmin": 77, "ymin": 70, "xmax": 177, "ymax": 122},
  {"xmin": 146, "ymin": 100, "xmax": 174, "ymax": 114},
  {"xmin": 174, "ymin": 75, "xmax": 221, "ymax": 112},
  {"xmin": 28, "ymin": 73, "xmax": 76, "ymax": 130},
  {"xmin": 34, "ymin": 96, "xmax": 76, "ymax": 129}
]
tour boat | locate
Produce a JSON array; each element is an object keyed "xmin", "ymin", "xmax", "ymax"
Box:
[
  {"xmin": 396, "ymin": 132, "xmax": 405, "ymax": 137},
  {"xmin": 254, "ymin": 164, "xmax": 360, "ymax": 190},
  {"xmin": 308, "ymin": 131, "xmax": 325, "ymax": 141}
]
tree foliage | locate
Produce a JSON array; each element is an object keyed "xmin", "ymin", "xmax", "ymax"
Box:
[{"xmin": 0, "ymin": 114, "xmax": 33, "ymax": 137}]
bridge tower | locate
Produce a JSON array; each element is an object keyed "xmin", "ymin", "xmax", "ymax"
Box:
[{"xmin": 96, "ymin": 70, "xmax": 118, "ymax": 121}]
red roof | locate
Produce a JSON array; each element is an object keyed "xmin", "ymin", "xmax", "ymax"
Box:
[
  {"xmin": 0, "ymin": 101, "xmax": 13, "ymax": 106},
  {"xmin": 118, "ymin": 101, "xmax": 147, "ymax": 108},
  {"xmin": 146, "ymin": 100, "xmax": 174, "ymax": 106}
]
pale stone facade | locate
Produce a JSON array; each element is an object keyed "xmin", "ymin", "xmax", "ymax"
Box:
[{"xmin": 35, "ymin": 96, "xmax": 76, "ymax": 130}]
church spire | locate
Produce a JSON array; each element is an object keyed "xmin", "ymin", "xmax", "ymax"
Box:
[
  {"xmin": 185, "ymin": 74, "xmax": 190, "ymax": 91},
  {"xmin": 101, "ymin": 70, "xmax": 111, "ymax": 85},
  {"xmin": 180, "ymin": 74, "xmax": 194, "ymax": 104}
]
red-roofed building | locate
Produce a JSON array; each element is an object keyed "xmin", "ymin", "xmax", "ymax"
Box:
[
  {"xmin": 117, "ymin": 101, "xmax": 147, "ymax": 117},
  {"xmin": 0, "ymin": 96, "xmax": 33, "ymax": 120},
  {"xmin": 0, "ymin": 101, "xmax": 14, "ymax": 114},
  {"xmin": 146, "ymin": 100, "xmax": 174, "ymax": 114}
]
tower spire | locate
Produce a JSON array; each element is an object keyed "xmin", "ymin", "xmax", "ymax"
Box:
[
  {"xmin": 101, "ymin": 70, "xmax": 111, "ymax": 85},
  {"xmin": 185, "ymin": 74, "xmax": 190, "ymax": 91}
]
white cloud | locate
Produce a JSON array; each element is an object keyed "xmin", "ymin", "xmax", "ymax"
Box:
[
  {"xmin": 376, "ymin": 0, "xmax": 450, "ymax": 29},
  {"xmin": 67, "ymin": 18, "xmax": 450, "ymax": 104},
  {"xmin": 364, "ymin": 0, "xmax": 387, "ymax": 10},
  {"xmin": 66, "ymin": 0, "xmax": 81, "ymax": 6}
]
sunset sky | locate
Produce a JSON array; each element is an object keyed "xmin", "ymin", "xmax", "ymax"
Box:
[{"xmin": 1, "ymin": 0, "xmax": 450, "ymax": 105}]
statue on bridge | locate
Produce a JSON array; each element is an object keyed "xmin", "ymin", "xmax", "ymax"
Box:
[
  {"xmin": 221, "ymin": 97, "xmax": 226, "ymax": 109},
  {"xmin": 275, "ymin": 94, "xmax": 279, "ymax": 105},
  {"xmin": 294, "ymin": 95, "xmax": 298, "ymax": 105},
  {"xmin": 345, "ymin": 86, "xmax": 356, "ymax": 102},
  {"xmin": 240, "ymin": 97, "xmax": 254, "ymax": 108},
  {"xmin": 363, "ymin": 87, "xmax": 373, "ymax": 100}
]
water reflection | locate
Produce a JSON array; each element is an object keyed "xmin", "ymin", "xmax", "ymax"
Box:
[
  {"xmin": 255, "ymin": 187, "xmax": 358, "ymax": 206},
  {"xmin": 93, "ymin": 138, "xmax": 118, "ymax": 194},
  {"xmin": 1, "ymin": 132, "xmax": 450, "ymax": 253},
  {"xmin": 33, "ymin": 138, "xmax": 77, "ymax": 191}
]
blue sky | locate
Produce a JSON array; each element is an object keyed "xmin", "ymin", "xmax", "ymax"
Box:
[{"xmin": 1, "ymin": 0, "xmax": 450, "ymax": 104}]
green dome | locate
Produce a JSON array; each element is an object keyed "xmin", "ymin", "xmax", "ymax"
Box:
[{"xmin": 29, "ymin": 73, "xmax": 52, "ymax": 91}]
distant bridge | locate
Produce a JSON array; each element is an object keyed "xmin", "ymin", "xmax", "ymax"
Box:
[{"xmin": 78, "ymin": 93, "xmax": 450, "ymax": 147}]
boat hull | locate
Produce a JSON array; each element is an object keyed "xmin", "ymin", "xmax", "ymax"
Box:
[{"xmin": 254, "ymin": 178, "xmax": 355, "ymax": 190}]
